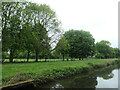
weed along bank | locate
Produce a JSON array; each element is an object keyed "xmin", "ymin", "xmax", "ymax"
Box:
[{"xmin": 2, "ymin": 59, "xmax": 120, "ymax": 89}]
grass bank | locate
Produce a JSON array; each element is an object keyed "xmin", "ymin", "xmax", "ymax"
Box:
[{"xmin": 2, "ymin": 59, "xmax": 120, "ymax": 87}]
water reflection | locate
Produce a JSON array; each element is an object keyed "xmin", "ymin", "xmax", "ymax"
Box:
[
  {"xmin": 118, "ymin": 68, "xmax": 120, "ymax": 90},
  {"xmin": 50, "ymin": 84, "xmax": 64, "ymax": 90},
  {"xmin": 96, "ymin": 69, "xmax": 118, "ymax": 88},
  {"xmin": 42, "ymin": 65, "xmax": 119, "ymax": 89}
]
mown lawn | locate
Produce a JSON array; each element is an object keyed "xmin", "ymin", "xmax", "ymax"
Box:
[
  {"xmin": 3, "ymin": 59, "xmax": 65, "ymax": 62},
  {"xmin": 2, "ymin": 58, "xmax": 118, "ymax": 80}
]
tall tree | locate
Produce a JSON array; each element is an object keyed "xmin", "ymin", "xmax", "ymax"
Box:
[
  {"xmin": 32, "ymin": 23, "xmax": 48, "ymax": 62},
  {"xmin": 55, "ymin": 36, "xmax": 69, "ymax": 61},
  {"xmin": 2, "ymin": 2, "xmax": 25, "ymax": 62},
  {"xmin": 27, "ymin": 3, "xmax": 61, "ymax": 62},
  {"xmin": 22, "ymin": 23, "xmax": 34, "ymax": 62},
  {"xmin": 64, "ymin": 30, "xmax": 95, "ymax": 60},
  {"xmin": 95, "ymin": 40, "xmax": 112, "ymax": 58}
]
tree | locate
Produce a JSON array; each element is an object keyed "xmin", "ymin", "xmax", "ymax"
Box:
[
  {"xmin": 26, "ymin": 3, "xmax": 61, "ymax": 62},
  {"xmin": 64, "ymin": 30, "xmax": 95, "ymax": 60},
  {"xmin": 95, "ymin": 40, "xmax": 112, "ymax": 58},
  {"xmin": 112, "ymin": 48, "xmax": 120, "ymax": 58},
  {"xmin": 2, "ymin": 2, "xmax": 61, "ymax": 62},
  {"xmin": 55, "ymin": 36, "xmax": 70, "ymax": 61},
  {"xmin": 21, "ymin": 24, "xmax": 34, "ymax": 62},
  {"xmin": 2, "ymin": 2, "xmax": 25, "ymax": 62},
  {"xmin": 32, "ymin": 23, "xmax": 49, "ymax": 62}
]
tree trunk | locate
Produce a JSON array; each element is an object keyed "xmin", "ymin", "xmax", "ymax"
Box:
[
  {"xmin": 79, "ymin": 57, "xmax": 81, "ymax": 60},
  {"xmin": 35, "ymin": 51, "xmax": 38, "ymax": 62},
  {"xmin": 27, "ymin": 50, "xmax": 30, "ymax": 62},
  {"xmin": 45, "ymin": 56, "xmax": 47, "ymax": 62},
  {"xmin": 67, "ymin": 58, "xmax": 69, "ymax": 61},
  {"xmin": 63, "ymin": 54, "xmax": 64, "ymax": 61},
  {"xmin": 9, "ymin": 49, "xmax": 14, "ymax": 63},
  {"xmin": 82, "ymin": 57, "xmax": 83, "ymax": 60}
]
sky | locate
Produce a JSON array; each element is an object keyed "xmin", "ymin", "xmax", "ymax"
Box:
[{"xmin": 29, "ymin": 0, "xmax": 119, "ymax": 48}]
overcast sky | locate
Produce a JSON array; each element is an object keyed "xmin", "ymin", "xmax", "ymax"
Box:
[{"xmin": 29, "ymin": 0, "xmax": 119, "ymax": 48}]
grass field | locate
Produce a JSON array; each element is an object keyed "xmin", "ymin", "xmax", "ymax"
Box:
[
  {"xmin": 2, "ymin": 58, "xmax": 119, "ymax": 86},
  {"xmin": 2, "ymin": 59, "xmax": 117, "ymax": 79},
  {"xmin": 3, "ymin": 58, "xmax": 75, "ymax": 63}
]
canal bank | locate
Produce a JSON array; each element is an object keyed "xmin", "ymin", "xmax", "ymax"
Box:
[
  {"xmin": 2, "ymin": 59, "xmax": 120, "ymax": 89},
  {"xmin": 42, "ymin": 63, "xmax": 119, "ymax": 89}
]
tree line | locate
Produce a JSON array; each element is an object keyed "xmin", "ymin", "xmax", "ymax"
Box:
[
  {"xmin": 2, "ymin": 2, "xmax": 120, "ymax": 63},
  {"xmin": 2, "ymin": 2, "xmax": 61, "ymax": 62},
  {"xmin": 55, "ymin": 30, "xmax": 120, "ymax": 60}
]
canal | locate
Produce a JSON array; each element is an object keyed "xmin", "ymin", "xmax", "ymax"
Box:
[{"xmin": 40, "ymin": 65, "xmax": 119, "ymax": 89}]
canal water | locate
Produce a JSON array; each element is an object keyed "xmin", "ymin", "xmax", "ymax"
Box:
[{"xmin": 40, "ymin": 65, "xmax": 119, "ymax": 89}]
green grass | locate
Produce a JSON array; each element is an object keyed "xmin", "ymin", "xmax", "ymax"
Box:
[
  {"xmin": 2, "ymin": 59, "xmax": 117, "ymax": 79},
  {"xmin": 3, "ymin": 59, "xmax": 69, "ymax": 62},
  {"xmin": 2, "ymin": 58, "xmax": 119, "ymax": 85}
]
